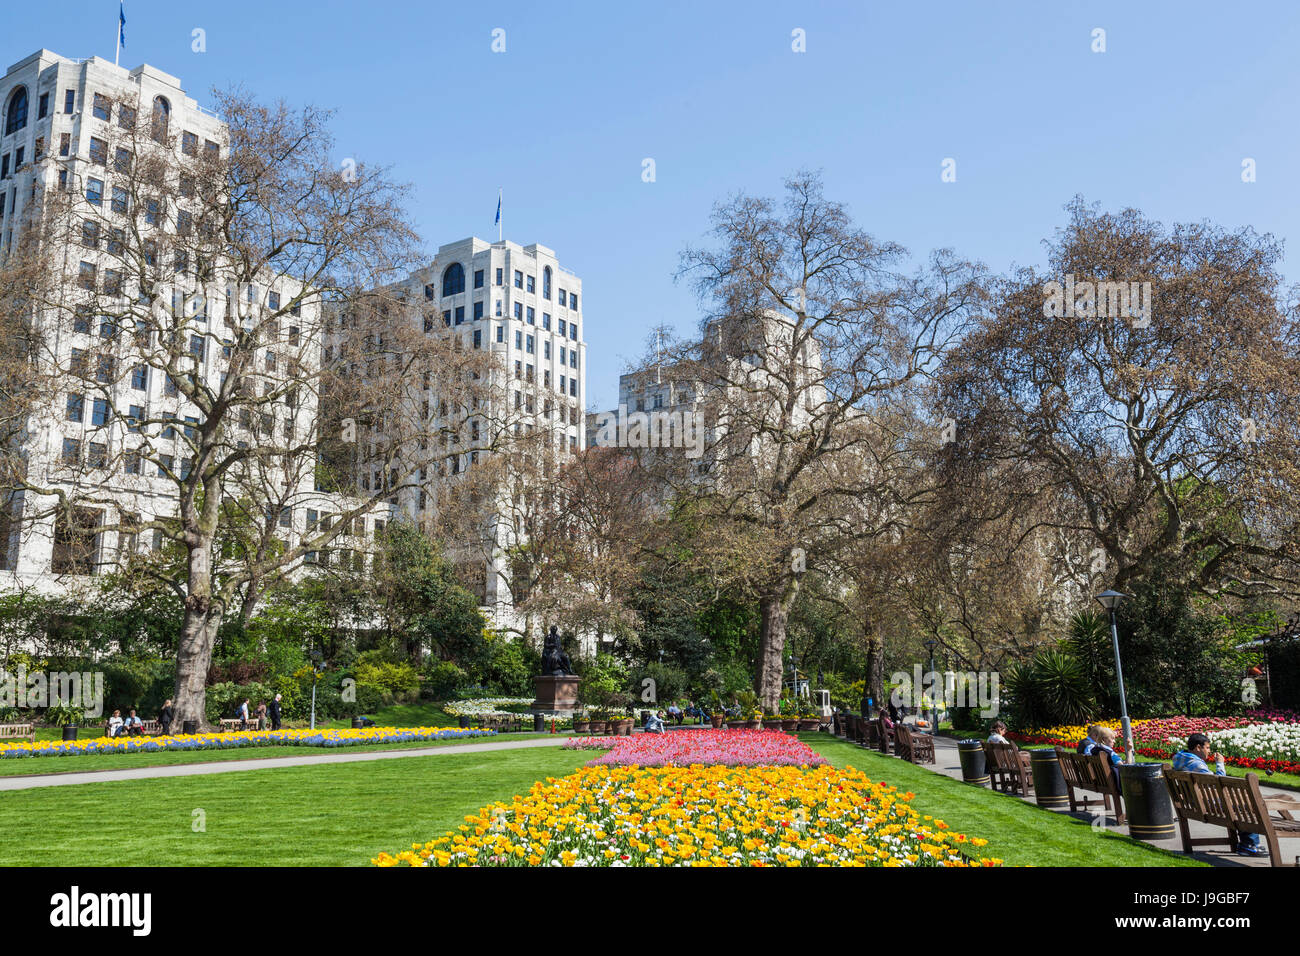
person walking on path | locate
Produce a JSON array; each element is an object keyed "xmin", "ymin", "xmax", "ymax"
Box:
[{"xmin": 268, "ymin": 694, "xmax": 283, "ymax": 731}]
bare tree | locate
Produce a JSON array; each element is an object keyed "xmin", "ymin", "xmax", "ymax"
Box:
[
  {"xmin": 671, "ymin": 171, "xmax": 987, "ymax": 710},
  {"xmin": 0, "ymin": 89, "xmax": 492, "ymax": 727}
]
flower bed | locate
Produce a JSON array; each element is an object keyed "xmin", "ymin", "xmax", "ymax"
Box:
[
  {"xmin": 0, "ymin": 726, "xmax": 495, "ymax": 760},
  {"xmin": 562, "ymin": 737, "xmax": 618, "ymax": 751},
  {"xmin": 581, "ymin": 729, "xmax": 826, "ymax": 768},
  {"xmin": 373, "ymin": 764, "xmax": 999, "ymax": 867},
  {"xmin": 1008, "ymin": 711, "xmax": 1300, "ymax": 776},
  {"xmin": 443, "ymin": 698, "xmax": 536, "ymax": 719}
]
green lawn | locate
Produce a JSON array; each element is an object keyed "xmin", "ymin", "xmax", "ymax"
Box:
[
  {"xmin": 800, "ymin": 734, "xmax": 1204, "ymax": 867},
  {"xmin": 0, "ymin": 746, "xmax": 590, "ymax": 866},
  {"xmin": 0, "ymin": 733, "xmax": 552, "ymax": 777}
]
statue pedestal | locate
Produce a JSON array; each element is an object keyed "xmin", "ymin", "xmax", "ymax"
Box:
[{"xmin": 532, "ymin": 675, "xmax": 581, "ymax": 715}]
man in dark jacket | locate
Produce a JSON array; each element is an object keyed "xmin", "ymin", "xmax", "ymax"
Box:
[
  {"xmin": 159, "ymin": 699, "xmax": 174, "ymax": 736},
  {"xmin": 268, "ymin": 693, "xmax": 283, "ymax": 731}
]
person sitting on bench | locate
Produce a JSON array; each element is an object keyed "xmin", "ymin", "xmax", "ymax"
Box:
[
  {"xmin": 1173, "ymin": 732, "xmax": 1262, "ymax": 856},
  {"xmin": 1093, "ymin": 726, "xmax": 1123, "ymax": 793},
  {"xmin": 124, "ymin": 709, "xmax": 145, "ymax": 737},
  {"xmin": 1077, "ymin": 723, "xmax": 1101, "ymax": 755},
  {"xmin": 107, "ymin": 710, "xmax": 125, "ymax": 738},
  {"xmin": 987, "ymin": 720, "xmax": 1010, "ymax": 744}
]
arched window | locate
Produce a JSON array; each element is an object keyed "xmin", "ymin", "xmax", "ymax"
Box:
[
  {"xmin": 441, "ymin": 262, "xmax": 465, "ymax": 297},
  {"xmin": 543, "ymin": 266, "xmax": 552, "ymax": 300},
  {"xmin": 151, "ymin": 96, "xmax": 170, "ymax": 143},
  {"xmin": 4, "ymin": 87, "xmax": 28, "ymax": 136}
]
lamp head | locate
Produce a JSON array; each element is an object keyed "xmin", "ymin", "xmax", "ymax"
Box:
[{"xmin": 1095, "ymin": 589, "xmax": 1128, "ymax": 611}]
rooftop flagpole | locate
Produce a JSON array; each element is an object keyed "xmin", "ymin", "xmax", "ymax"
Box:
[
  {"xmin": 115, "ymin": 2, "xmax": 126, "ymax": 66},
  {"xmin": 496, "ymin": 188, "xmax": 503, "ymax": 242}
]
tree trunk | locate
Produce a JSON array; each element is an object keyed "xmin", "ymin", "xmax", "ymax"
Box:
[
  {"xmin": 757, "ymin": 579, "xmax": 799, "ymax": 712},
  {"xmin": 172, "ymin": 540, "xmax": 221, "ymax": 730},
  {"xmin": 865, "ymin": 631, "xmax": 885, "ymax": 712}
]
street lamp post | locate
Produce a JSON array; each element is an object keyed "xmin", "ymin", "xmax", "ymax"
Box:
[
  {"xmin": 309, "ymin": 650, "xmax": 323, "ymax": 731},
  {"xmin": 1096, "ymin": 590, "xmax": 1134, "ymax": 764},
  {"xmin": 923, "ymin": 639, "xmax": 938, "ymax": 730}
]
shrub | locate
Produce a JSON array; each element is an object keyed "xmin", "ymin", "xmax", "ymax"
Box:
[{"xmin": 423, "ymin": 660, "xmax": 467, "ymax": 700}]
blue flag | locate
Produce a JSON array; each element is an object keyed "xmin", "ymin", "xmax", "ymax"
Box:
[
  {"xmin": 494, "ymin": 191, "xmax": 501, "ymax": 226},
  {"xmin": 119, "ymin": 2, "xmax": 126, "ymax": 47}
]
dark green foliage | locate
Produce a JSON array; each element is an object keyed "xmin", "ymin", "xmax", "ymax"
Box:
[{"xmin": 1003, "ymin": 650, "xmax": 1094, "ymax": 728}]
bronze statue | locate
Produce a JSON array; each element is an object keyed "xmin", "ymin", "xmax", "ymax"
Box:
[{"xmin": 541, "ymin": 626, "xmax": 574, "ymax": 676}]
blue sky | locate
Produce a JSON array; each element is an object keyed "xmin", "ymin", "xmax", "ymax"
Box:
[{"xmin": 7, "ymin": 2, "xmax": 1300, "ymax": 408}]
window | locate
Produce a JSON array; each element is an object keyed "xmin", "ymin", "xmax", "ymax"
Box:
[
  {"xmin": 442, "ymin": 262, "xmax": 465, "ymax": 296},
  {"xmin": 442, "ymin": 310, "xmax": 451, "ymax": 327},
  {"xmin": 570, "ymin": 349, "xmax": 578, "ymax": 370},
  {"xmin": 473, "ymin": 269, "xmax": 484, "ymax": 289},
  {"xmin": 571, "ymin": 293, "xmax": 578, "ymax": 311},
  {"xmin": 526, "ymin": 334, "xmax": 534, "ymax": 354},
  {"xmin": 151, "ymin": 96, "xmax": 170, "ymax": 142},
  {"xmin": 110, "ymin": 186, "xmax": 128, "ymax": 213},
  {"xmin": 179, "ymin": 173, "xmax": 194, "ymax": 197},
  {"xmin": 118, "ymin": 104, "xmax": 136, "ymax": 129},
  {"xmin": 190, "ymin": 335, "xmax": 206, "ymax": 362},
  {"xmin": 473, "ymin": 329, "xmax": 481, "ymax": 349},
  {"xmin": 495, "ymin": 324, "xmax": 504, "ymax": 343},
  {"xmin": 570, "ymin": 323, "xmax": 578, "ymax": 341},
  {"xmin": 51, "ymin": 506, "xmax": 102, "ymax": 575},
  {"xmin": 558, "ymin": 289, "xmax": 566, "ymax": 307},
  {"xmin": 96, "ymin": 355, "xmax": 115, "ymax": 384},
  {"xmin": 59, "ymin": 133, "xmax": 70, "ymax": 157},
  {"xmin": 91, "ymin": 398, "xmax": 110, "ymax": 427},
  {"xmin": 177, "ymin": 209, "xmax": 192, "ymax": 236},
  {"xmin": 1, "ymin": 155, "xmax": 8, "ymax": 180},
  {"xmin": 81, "ymin": 220, "xmax": 100, "ymax": 248},
  {"xmin": 66, "ymin": 393, "xmax": 84, "ymax": 422},
  {"xmin": 544, "ymin": 340, "xmax": 551, "ymax": 360},
  {"xmin": 63, "ymin": 89, "xmax": 75, "ymax": 114},
  {"xmin": 4, "ymin": 87, "xmax": 28, "ymax": 136},
  {"xmin": 86, "ymin": 178, "xmax": 104, "ymax": 206},
  {"xmin": 558, "ymin": 318, "xmax": 567, "ymax": 336},
  {"xmin": 543, "ymin": 266, "xmax": 552, "ymax": 299},
  {"xmin": 569, "ymin": 379, "xmax": 577, "ymax": 397},
  {"xmin": 267, "ymin": 291, "xmax": 280, "ymax": 311},
  {"xmin": 495, "ymin": 300, "xmax": 502, "ymax": 317},
  {"xmin": 127, "ymin": 405, "xmax": 144, "ymax": 432},
  {"xmin": 526, "ymin": 307, "xmax": 535, "ymax": 325},
  {"xmin": 88, "ymin": 137, "xmax": 107, "ymax": 165},
  {"xmin": 157, "ymin": 454, "xmax": 173, "ymax": 477},
  {"xmin": 113, "ymin": 147, "xmax": 132, "ymax": 173},
  {"xmin": 514, "ymin": 270, "xmax": 523, "ymax": 289},
  {"xmin": 34, "ymin": 137, "xmax": 43, "ymax": 160},
  {"xmin": 92, "ymin": 93, "xmax": 111, "ymax": 122},
  {"xmin": 73, "ymin": 308, "xmax": 92, "ymax": 334},
  {"xmin": 454, "ymin": 305, "xmax": 465, "ymax": 325},
  {"xmin": 37, "ymin": 92, "xmax": 48, "ymax": 119},
  {"xmin": 164, "ymin": 374, "xmax": 178, "ymax": 397},
  {"xmin": 542, "ymin": 312, "xmax": 551, "ymax": 330},
  {"xmin": 77, "ymin": 261, "xmax": 96, "ymax": 290},
  {"xmin": 124, "ymin": 450, "xmax": 141, "ymax": 475},
  {"xmin": 182, "ymin": 131, "xmax": 198, "ymax": 156},
  {"xmin": 515, "ymin": 330, "xmax": 522, "ymax": 349},
  {"xmin": 495, "ymin": 267, "xmax": 503, "ymax": 286},
  {"xmin": 104, "ymin": 269, "xmax": 123, "ymax": 295},
  {"xmin": 526, "ymin": 274, "xmax": 535, "ymax": 294},
  {"xmin": 473, "ymin": 301, "xmax": 483, "ymax": 321},
  {"xmin": 514, "ymin": 303, "xmax": 523, "ymax": 320},
  {"xmin": 279, "ymin": 507, "xmax": 291, "ymax": 529},
  {"xmin": 61, "ymin": 437, "xmax": 81, "ymax": 464}
]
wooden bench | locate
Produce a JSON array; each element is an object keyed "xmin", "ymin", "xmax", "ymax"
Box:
[
  {"xmin": 219, "ymin": 718, "xmax": 263, "ymax": 732},
  {"xmin": 103, "ymin": 719, "xmax": 162, "ymax": 738},
  {"xmin": 0, "ymin": 723, "xmax": 35, "ymax": 743},
  {"xmin": 875, "ymin": 715, "xmax": 895, "ymax": 755},
  {"xmin": 895, "ymin": 724, "xmax": 936, "ymax": 764},
  {"xmin": 1055, "ymin": 747, "xmax": 1124, "ymax": 824},
  {"xmin": 486, "ymin": 715, "xmax": 525, "ymax": 733},
  {"xmin": 984, "ymin": 741, "xmax": 1035, "ymax": 796},
  {"xmin": 1165, "ymin": 767, "xmax": 1300, "ymax": 867}
]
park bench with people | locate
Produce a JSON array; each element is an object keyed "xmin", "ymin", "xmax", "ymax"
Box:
[
  {"xmin": 101, "ymin": 719, "xmax": 161, "ymax": 737},
  {"xmin": 1165, "ymin": 767, "xmax": 1300, "ymax": 867},
  {"xmin": 1055, "ymin": 747, "xmax": 1125, "ymax": 824},
  {"xmin": 0, "ymin": 723, "xmax": 35, "ymax": 742},
  {"xmin": 219, "ymin": 718, "xmax": 263, "ymax": 732}
]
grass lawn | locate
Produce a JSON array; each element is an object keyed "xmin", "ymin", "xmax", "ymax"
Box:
[
  {"xmin": 0, "ymin": 733, "xmax": 554, "ymax": 778},
  {"xmin": 0, "ymin": 746, "xmax": 591, "ymax": 866},
  {"xmin": 800, "ymin": 734, "xmax": 1204, "ymax": 867}
]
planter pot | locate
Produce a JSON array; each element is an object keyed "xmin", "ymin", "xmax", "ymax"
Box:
[
  {"xmin": 745, "ymin": 720, "xmax": 762, "ymax": 730},
  {"xmin": 618, "ymin": 719, "xmax": 634, "ymax": 736},
  {"xmin": 573, "ymin": 720, "xmax": 590, "ymax": 734},
  {"xmin": 587, "ymin": 720, "xmax": 607, "ymax": 735},
  {"xmin": 798, "ymin": 719, "xmax": 821, "ymax": 732},
  {"xmin": 725, "ymin": 720, "xmax": 745, "ymax": 729},
  {"xmin": 711, "ymin": 715, "xmax": 725, "ymax": 729},
  {"xmin": 62, "ymin": 725, "xmax": 79, "ymax": 741},
  {"xmin": 781, "ymin": 719, "xmax": 799, "ymax": 732}
]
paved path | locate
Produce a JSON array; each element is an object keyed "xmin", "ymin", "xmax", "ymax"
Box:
[
  {"xmin": 0, "ymin": 736, "xmax": 572, "ymax": 792},
  {"xmin": 900, "ymin": 732, "xmax": 1296, "ymax": 868}
]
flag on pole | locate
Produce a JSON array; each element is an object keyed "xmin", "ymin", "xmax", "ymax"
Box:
[
  {"xmin": 119, "ymin": 2, "xmax": 127, "ymax": 48},
  {"xmin": 494, "ymin": 190, "xmax": 501, "ymax": 227}
]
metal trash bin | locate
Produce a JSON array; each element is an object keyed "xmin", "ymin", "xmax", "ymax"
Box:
[
  {"xmin": 957, "ymin": 740, "xmax": 989, "ymax": 786},
  {"xmin": 1119, "ymin": 763, "xmax": 1175, "ymax": 840},
  {"xmin": 182, "ymin": 720, "xmax": 198, "ymax": 735},
  {"xmin": 1029, "ymin": 748, "xmax": 1068, "ymax": 808}
]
